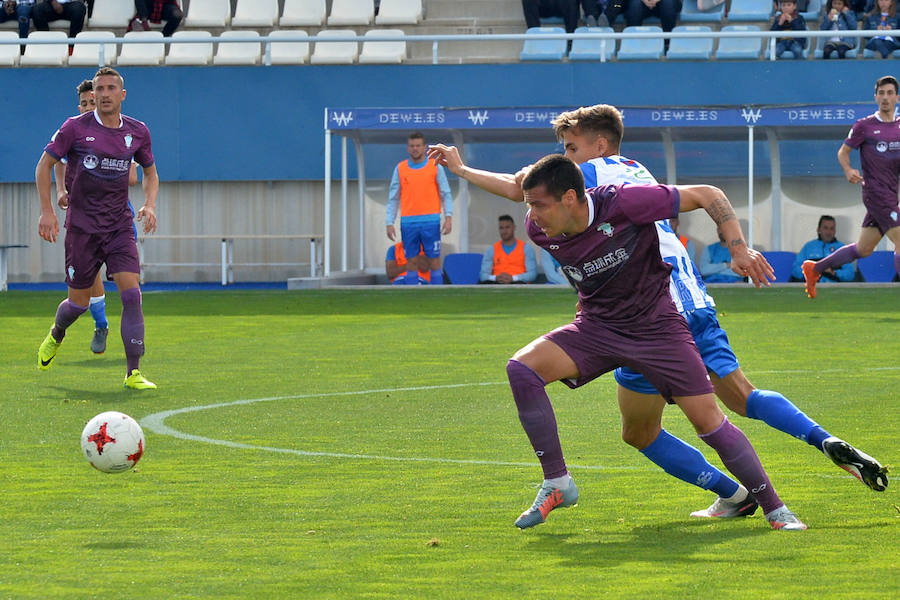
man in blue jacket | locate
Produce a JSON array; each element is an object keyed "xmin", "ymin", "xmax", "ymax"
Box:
[{"xmin": 791, "ymin": 215, "xmax": 856, "ymax": 282}]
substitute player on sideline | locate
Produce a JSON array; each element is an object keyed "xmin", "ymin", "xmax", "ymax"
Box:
[
  {"xmin": 36, "ymin": 67, "xmax": 158, "ymax": 390},
  {"xmin": 54, "ymin": 78, "xmax": 139, "ymax": 355},
  {"xmin": 429, "ymin": 148, "xmax": 807, "ymax": 531},
  {"xmin": 803, "ymin": 75, "xmax": 900, "ymax": 297}
]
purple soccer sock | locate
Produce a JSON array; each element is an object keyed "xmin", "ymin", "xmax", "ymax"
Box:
[
  {"xmin": 120, "ymin": 287, "xmax": 145, "ymax": 375},
  {"xmin": 51, "ymin": 299, "xmax": 88, "ymax": 341},
  {"xmin": 506, "ymin": 359, "xmax": 567, "ymax": 480},
  {"xmin": 699, "ymin": 417, "xmax": 783, "ymax": 514},
  {"xmin": 815, "ymin": 243, "xmax": 860, "ymax": 274}
]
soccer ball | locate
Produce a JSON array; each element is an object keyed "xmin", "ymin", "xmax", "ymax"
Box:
[{"xmin": 81, "ymin": 411, "xmax": 145, "ymax": 473}]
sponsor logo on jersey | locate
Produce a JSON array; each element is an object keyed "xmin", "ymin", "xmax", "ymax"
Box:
[
  {"xmin": 83, "ymin": 154, "xmax": 99, "ymax": 169},
  {"xmin": 562, "ymin": 265, "xmax": 584, "ymax": 282},
  {"xmin": 876, "ymin": 141, "xmax": 888, "ymax": 153}
]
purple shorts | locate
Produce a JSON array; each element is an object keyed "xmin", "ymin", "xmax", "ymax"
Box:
[
  {"xmin": 64, "ymin": 227, "xmax": 140, "ymax": 289},
  {"xmin": 862, "ymin": 198, "xmax": 900, "ymax": 235},
  {"xmin": 544, "ymin": 310, "xmax": 713, "ymax": 402}
]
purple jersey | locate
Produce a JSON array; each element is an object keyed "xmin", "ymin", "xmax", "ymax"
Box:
[
  {"xmin": 45, "ymin": 110, "xmax": 153, "ymax": 234},
  {"xmin": 527, "ymin": 184, "xmax": 680, "ymax": 324},
  {"xmin": 844, "ymin": 114, "xmax": 900, "ymax": 210}
]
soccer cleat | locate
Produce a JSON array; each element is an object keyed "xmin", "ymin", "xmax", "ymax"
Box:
[
  {"xmin": 690, "ymin": 493, "xmax": 759, "ymax": 519},
  {"xmin": 38, "ymin": 330, "xmax": 61, "ymax": 370},
  {"xmin": 822, "ymin": 437, "xmax": 888, "ymax": 492},
  {"xmin": 801, "ymin": 260, "xmax": 820, "ymax": 299},
  {"xmin": 124, "ymin": 369, "xmax": 157, "ymax": 390},
  {"xmin": 515, "ymin": 475, "xmax": 579, "ymax": 529},
  {"xmin": 91, "ymin": 327, "xmax": 109, "ymax": 354},
  {"xmin": 765, "ymin": 505, "xmax": 807, "ymax": 531}
]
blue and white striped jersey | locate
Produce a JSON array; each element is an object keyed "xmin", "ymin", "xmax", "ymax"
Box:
[{"xmin": 580, "ymin": 155, "xmax": 715, "ymax": 313}]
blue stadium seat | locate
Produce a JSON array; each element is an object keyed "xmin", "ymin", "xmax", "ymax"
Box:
[
  {"xmin": 680, "ymin": 0, "xmax": 726, "ymax": 23},
  {"xmin": 862, "ymin": 46, "xmax": 900, "ymax": 58},
  {"xmin": 520, "ymin": 26, "xmax": 567, "ymax": 61},
  {"xmin": 857, "ymin": 250, "xmax": 898, "ymax": 282},
  {"xmin": 442, "ymin": 253, "xmax": 483, "ymax": 284},
  {"xmin": 799, "ymin": 0, "xmax": 823, "ymax": 21},
  {"xmin": 569, "ymin": 26, "xmax": 616, "ymax": 61},
  {"xmin": 727, "ymin": 0, "xmax": 773, "ymax": 21},
  {"xmin": 765, "ymin": 39, "xmax": 809, "ymax": 59},
  {"xmin": 761, "ymin": 251, "xmax": 796, "ymax": 283},
  {"xmin": 617, "ymin": 26, "xmax": 664, "ymax": 61},
  {"xmin": 666, "ymin": 25, "xmax": 713, "ymax": 59},
  {"xmin": 812, "ymin": 34, "xmax": 860, "ymax": 59},
  {"xmin": 715, "ymin": 25, "xmax": 763, "ymax": 60}
]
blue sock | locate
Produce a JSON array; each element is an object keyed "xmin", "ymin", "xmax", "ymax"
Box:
[
  {"xmin": 404, "ymin": 270, "xmax": 419, "ymax": 285},
  {"xmin": 640, "ymin": 429, "xmax": 739, "ymax": 498},
  {"xmin": 89, "ymin": 296, "xmax": 108, "ymax": 329},
  {"xmin": 746, "ymin": 389, "xmax": 830, "ymax": 451},
  {"xmin": 430, "ymin": 269, "xmax": 443, "ymax": 285}
]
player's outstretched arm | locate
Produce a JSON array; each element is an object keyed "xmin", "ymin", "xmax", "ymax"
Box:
[
  {"xmin": 427, "ymin": 144, "xmax": 524, "ymax": 202},
  {"xmin": 35, "ymin": 152, "xmax": 60, "ymax": 243},
  {"xmin": 677, "ymin": 184, "xmax": 774, "ymax": 287},
  {"xmin": 137, "ymin": 164, "xmax": 159, "ymax": 234}
]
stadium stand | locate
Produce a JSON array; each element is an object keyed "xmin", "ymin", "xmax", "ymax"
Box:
[
  {"xmin": 88, "ymin": 0, "xmax": 136, "ymax": 29},
  {"xmin": 568, "ymin": 26, "xmax": 616, "ymax": 61},
  {"xmin": 279, "ymin": 0, "xmax": 327, "ymax": 26},
  {"xmin": 616, "ymin": 25, "xmax": 664, "ymax": 60},
  {"xmin": 310, "ymin": 29, "xmax": 359, "ymax": 63},
  {"xmin": 165, "ymin": 30, "xmax": 215, "ymax": 65},
  {"xmin": 269, "ymin": 29, "xmax": 311, "ymax": 63},
  {"xmin": 857, "ymin": 251, "xmax": 898, "ymax": 282},
  {"xmin": 116, "ymin": 31, "xmax": 165, "ymax": 65},
  {"xmin": 213, "ymin": 30, "xmax": 262, "ymax": 64},
  {"xmin": 375, "ymin": 0, "xmax": 424, "ymax": 25},
  {"xmin": 812, "ymin": 34, "xmax": 859, "ymax": 59},
  {"xmin": 761, "ymin": 251, "xmax": 796, "ymax": 283},
  {"xmin": 799, "ymin": 0, "xmax": 823, "ymax": 21},
  {"xmin": 0, "ymin": 32, "xmax": 19, "ymax": 66},
  {"xmin": 679, "ymin": 0, "xmax": 726, "ymax": 23},
  {"xmin": 327, "ymin": 0, "xmax": 375, "ymax": 26},
  {"xmin": 19, "ymin": 31, "xmax": 68, "ymax": 67},
  {"xmin": 862, "ymin": 47, "xmax": 900, "ymax": 58},
  {"xmin": 715, "ymin": 24, "xmax": 763, "ymax": 59},
  {"xmin": 726, "ymin": 0, "xmax": 773, "ymax": 22},
  {"xmin": 358, "ymin": 28, "xmax": 407, "ymax": 63},
  {"xmin": 232, "ymin": 0, "xmax": 281, "ymax": 27},
  {"xmin": 519, "ymin": 26, "xmax": 567, "ymax": 61},
  {"xmin": 68, "ymin": 30, "xmax": 118, "ymax": 66},
  {"xmin": 185, "ymin": 0, "xmax": 233, "ymax": 28},
  {"xmin": 666, "ymin": 25, "xmax": 713, "ymax": 59},
  {"xmin": 442, "ymin": 253, "xmax": 482, "ymax": 284}
]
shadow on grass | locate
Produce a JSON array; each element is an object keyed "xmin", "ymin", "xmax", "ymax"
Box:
[
  {"xmin": 529, "ymin": 518, "xmax": 769, "ymax": 566},
  {"xmin": 83, "ymin": 541, "xmax": 143, "ymax": 550},
  {"xmin": 48, "ymin": 385, "xmax": 143, "ymax": 404}
]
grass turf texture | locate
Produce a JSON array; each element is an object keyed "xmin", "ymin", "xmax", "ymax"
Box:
[{"xmin": 1, "ymin": 287, "xmax": 897, "ymax": 599}]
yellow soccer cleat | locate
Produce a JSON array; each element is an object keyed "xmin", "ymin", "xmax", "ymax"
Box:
[
  {"xmin": 124, "ymin": 369, "xmax": 157, "ymax": 390},
  {"xmin": 38, "ymin": 330, "xmax": 62, "ymax": 370}
]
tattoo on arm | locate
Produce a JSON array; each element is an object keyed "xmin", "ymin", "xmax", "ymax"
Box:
[{"xmin": 706, "ymin": 197, "xmax": 737, "ymax": 226}]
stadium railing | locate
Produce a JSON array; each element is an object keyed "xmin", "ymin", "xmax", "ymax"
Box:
[{"xmin": 1, "ymin": 29, "xmax": 893, "ymax": 66}]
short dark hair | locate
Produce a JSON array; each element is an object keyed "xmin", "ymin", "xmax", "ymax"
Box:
[
  {"xmin": 817, "ymin": 214, "xmax": 836, "ymax": 228},
  {"xmin": 94, "ymin": 66, "xmax": 123, "ymax": 87},
  {"xmin": 876, "ymin": 75, "xmax": 899, "ymax": 94},
  {"xmin": 498, "ymin": 214, "xmax": 515, "ymax": 224},
  {"xmin": 522, "ymin": 154, "xmax": 586, "ymax": 203},
  {"xmin": 408, "ymin": 131, "xmax": 425, "ymax": 142},
  {"xmin": 76, "ymin": 79, "xmax": 93, "ymax": 95}
]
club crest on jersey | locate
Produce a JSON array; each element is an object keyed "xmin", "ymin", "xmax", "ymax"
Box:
[
  {"xmin": 67, "ymin": 266, "xmax": 75, "ymax": 280},
  {"xmin": 82, "ymin": 154, "xmax": 99, "ymax": 170},
  {"xmin": 124, "ymin": 134, "xmax": 133, "ymax": 149},
  {"xmin": 562, "ymin": 265, "xmax": 584, "ymax": 282},
  {"xmin": 596, "ymin": 222, "xmax": 614, "ymax": 237}
]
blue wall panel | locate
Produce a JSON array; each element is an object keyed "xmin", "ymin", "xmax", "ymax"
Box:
[{"xmin": 0, "ymin": 61, "xmax": 888, "ymax": 183}]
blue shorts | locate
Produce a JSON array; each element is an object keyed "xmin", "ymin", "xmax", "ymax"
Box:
[
  {"xmin": 401, "ymin": 219, "xmax": 441, "ymax": 259},
  {"xmin": 614, "ymin": 306, "xmax": 739, "ymax": 395}
]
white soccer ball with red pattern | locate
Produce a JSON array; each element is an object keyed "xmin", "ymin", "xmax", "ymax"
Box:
[{"xmin": 81, "ymin": 411, "xmax": 145, "ymax": 473}]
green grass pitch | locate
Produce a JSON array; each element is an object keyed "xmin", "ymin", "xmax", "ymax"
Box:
[{"xmin": 1, "ymin": 287, "xmax": 898, "ymax": 598}]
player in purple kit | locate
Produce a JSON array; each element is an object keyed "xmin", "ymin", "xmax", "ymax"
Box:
[
  {"xmin": 428, "ymin": 148, "xmax": 807, "ymax": 531},
  {"xmin": 35, "ymin": 67, "xmax": 159, "ymax": 390},
  {"xmin": 803, "ymin": 75, "xmax": 900, "ymax": 297}
]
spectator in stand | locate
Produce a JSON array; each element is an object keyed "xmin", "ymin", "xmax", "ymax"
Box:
[
  {"xmin": 791, "ymin": 215, "xmax": 857, "ymax": 283},
  {"xmin": 624, "ymin": 0, "xmax": 683, "ymax": 41},
  {"xmin": 522, "ymin": 0, "xmax": 580, "ymax": 34},
  {"xmin": 821, "ymin": 0, "xmax": 860, "ymax": 58},
  {"xmin": 863, "ymin": 0, "xmax": 899, "ymax": 58},
  {"xmin": 580, "ymin": 0, "xmax": 609, "ymax": 26},
  {"xmin": 700, "ymin": 228, "xmax": 746, "ymax": 284},
  {"xmin": 128, "ymin": 0, "xmax": 182, "ymax": 37},
  {"xmin": 480, "ymin": 215, "xmax": 537, "ymax": 284},
  {"xmin": 1, "ymin": 0, "xmax": 35, "ymax": 53},
  {"xmin": 771, "ymin": 0, "xmax": 808, "ymax": 59},
  {"xmin": 32, "ymin": 0, "xmax": 86, "ymax": 51}
]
